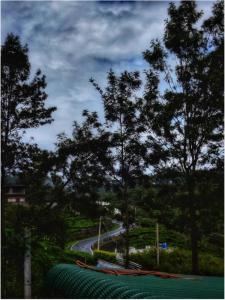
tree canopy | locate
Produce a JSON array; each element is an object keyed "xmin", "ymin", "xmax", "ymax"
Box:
[
  {"xmin": 141, "ymin": 0, "xmax": 224, "ymax": 273},
  {"xmin": 1, "ymin": 33, "xmax": 56, "ymax": 180}
]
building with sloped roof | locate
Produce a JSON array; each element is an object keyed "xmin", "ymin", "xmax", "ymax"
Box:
[{"xmin": 4, "ymin": 176, "xmax": 26, "ymax": 205}]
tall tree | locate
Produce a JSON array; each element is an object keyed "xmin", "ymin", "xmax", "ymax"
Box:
[
  {"xmin": 1, "ymin": 33, "xmax": 56, "ymax": 254},
  {"xmin": 142, "ymin": 1, "xmax": 224, "ymax": 273},
  {"xmin": 1, "ymin": 33, "xmax": 56, "ymax": 184},
  {"xmin": 53, "ymin": 110, "xmax": 111, "ymax": 216},
  {"xmin": 91, "ymin": 70, "xmax": 145, "ymax": 266}
]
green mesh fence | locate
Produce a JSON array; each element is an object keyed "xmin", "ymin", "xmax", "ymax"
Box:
[{"xmin": 46, "ymin": 264, "xmax": 224, "ymax": 299}]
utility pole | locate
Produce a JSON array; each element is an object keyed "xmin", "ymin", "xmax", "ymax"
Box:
[
  {"xmin": 24, "ymin": 227, "xmax": 31, "ymax": 299},
  {"xmin": 156, "ymin": 223, "xmax": 159, "ymax": 266},
  {"xmin": 97, "ymin": 216, "xmax": 102, "ymax": 250},
  {"xmin": 134, "ymin": 207, "xmax": 136, "ymax": 223}
]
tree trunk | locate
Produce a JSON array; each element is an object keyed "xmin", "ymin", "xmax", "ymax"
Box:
[
  {"xmin": 1, "ymin": 166, "xmax": 6, "ymax": 297},
  {"xmin": 1, "ymin": 133, "xmax": 8, "ymax": 246},
  {"xmin": 188, "ymin": 175, "xmax": 199, "ymax": 274},
  {"xmin": 24, "ymin": 227, "xmax": 32, "ymax": 299},
  {"xmin": 1, "ymin": 166, "xmax": 6, "ymax": 238},
  {"xmin": 156, "ymin": 222, "xmax": 159, "ymax": 266},
  {"xmin": 124, "ymin": 187, "xmax": 129, "ymax": 268},
  {"xmin": 1, "ymin": 166, "xmax": 6, "ymax": 273},
  {"xmin": 190, "ymin": 211, "xmax": 199, "ymax": 274}
]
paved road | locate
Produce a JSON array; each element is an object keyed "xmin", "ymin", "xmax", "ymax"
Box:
[{"xmin": 71, "ymin": 220, "xmax": 125, "ymax": 254}]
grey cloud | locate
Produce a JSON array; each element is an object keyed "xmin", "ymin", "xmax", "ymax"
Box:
[{"xmin": 2, "ymin": 0, "xmax": 215, "ymax": 150}]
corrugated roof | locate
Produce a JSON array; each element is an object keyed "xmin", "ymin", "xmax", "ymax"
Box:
[{"xmin": 46, "ymin": 264, "xmax": 224, "ymax": 299}]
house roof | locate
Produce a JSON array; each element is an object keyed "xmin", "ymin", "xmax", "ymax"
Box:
[{"xmin": 46, "ymin": 264, "xmax": 224, "ymax": 299}]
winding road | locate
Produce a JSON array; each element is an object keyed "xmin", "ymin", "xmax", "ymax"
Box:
[{"xmin": 71, "ymin": 220, "xmax": 125, "ymax": 254}]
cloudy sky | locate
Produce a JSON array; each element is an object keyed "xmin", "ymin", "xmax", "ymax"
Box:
[{"xmin": 2, "ymin": 0, "xmax": 214, "ymax": 150}]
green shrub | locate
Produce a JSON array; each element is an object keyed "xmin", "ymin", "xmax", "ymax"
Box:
[
  {"xmin": 63, "ymin": 249, "xmax": 97, "ymax": 265},
  {"xmin": 128, "ymin": 226, "xmax": 188, "ymax": 249},
  {"xmin": 160, "ymin": 249, "xmax": 191, "ymax": 274},
  {"xmin": 130, "ymin": 248, "xmax": 224, "ymax": 276},
  {"xmin": 199, "ymin": 253, "xmax": 224, "ymax": 276},
  {"xmin": 130, "ymin": 249, "xmax": 157, "ymax": 269},
  {"xmin": 137, "ymin": 217, "xmax": 155, "ymax": 227},
  {"xmin": 93, "ymin": 250, "xmax": 117, "ymax": 263},
  {"xmin": 201, "ymin": 233, "xmax": 224, "ymax": 257}
]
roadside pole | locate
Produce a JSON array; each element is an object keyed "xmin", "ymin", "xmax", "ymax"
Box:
[
  {"xmin": 156, "ymin": 223, "xmax": 159, "ymax": 265},
  {"xmin": 24, "ymin": 227, "xmax": 31, "ymax": 299},
  {"xmin": 97, "ymin": 216, "xmax": 102, "ymax": 250},
  {"xmin": 115, "ymin": 240, "xmax": 117, "ymax": 254}
]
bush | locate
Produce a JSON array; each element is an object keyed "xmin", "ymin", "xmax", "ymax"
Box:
[
  {"xmin": 63, "ymin": 249, "xmax": 97, "ymax": 265},
  {"xmin": 201, "ymin": 233, "xmax": 224, "ymax": 257},
  {"xmin": 199, "ymin": 253, "xmax": 224, "ymax": 276},
  {"xmin": 93, "ymin": 250, "xmax": 117, "ymax": 263},
  {"xmin": 130, "ymin": 248, "xmax": 224, "ymax": 276},
  {"xmin": 128, "ymin": 226, "xmax": 188, "ymax": 249}
]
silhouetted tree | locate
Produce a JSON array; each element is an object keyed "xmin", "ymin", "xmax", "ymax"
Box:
[
  {"xmin": 142, "ymin": 1, "xmax": 224, "ymax": 273},
  {"xmin": 1, "ymin": 34, "xmax": 56, "ymax": 182},
  {"xmin": 53, "ymin": 110, "xmax": 111, "ymax": 216},
  {"xmin": 91, "ymin": 70, "xmax": 146, "ymax": 266},
  {"xmin": 1, "ymin": 33, "xmax": 56, "ymax": 282}
]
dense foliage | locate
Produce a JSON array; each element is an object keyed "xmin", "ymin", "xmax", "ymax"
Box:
[
  {"xmin": 3, "ymin": 207, "xmax": 101, "ymax": 298},
  {"xmin": 141, "ymin": 0, "xmax": 224, "ymax": 273},
  {"xmin": 1, "ymin": 33, "xmax": 56, "ymax": 194},
  {"xmin": 90, "ymin": 70, "xmax": 146, "ymax": 266},
  {"xmin": 130, "ymin": 248, "xmax": 224, "ymax": 276}
]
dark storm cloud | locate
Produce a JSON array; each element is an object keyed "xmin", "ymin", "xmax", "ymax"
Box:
[{"xmin": 1, "ymin": 0, "xmax": 214, "ymax": 150}]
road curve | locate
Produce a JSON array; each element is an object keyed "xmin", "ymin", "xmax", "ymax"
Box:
[{"xmin": 71, "ymin": 220, "xmax": 125, "ymax": 254}]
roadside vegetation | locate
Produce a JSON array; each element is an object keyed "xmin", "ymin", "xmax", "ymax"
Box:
[
  {"xmin": 99, "ymin": 221, "xmax": 224, "ymax": 278},
  {"xmin": 93, "ymin": 247, "xmax": 224, "ymax": 277},
  {"xmin": 3, "ymin": 205, "xmax": 117, "ymax": 298},
  {"xmin": 130, "ymin": 249, "xmax": 224, "ymax": 277}
]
